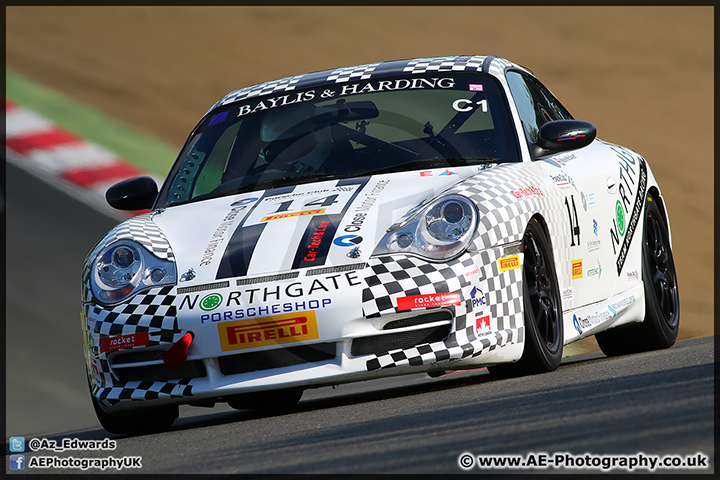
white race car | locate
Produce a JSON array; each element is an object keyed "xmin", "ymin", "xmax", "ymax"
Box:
[{"xmin": 82, "ymin": 55, "xmax": 679, "ymax": 433}]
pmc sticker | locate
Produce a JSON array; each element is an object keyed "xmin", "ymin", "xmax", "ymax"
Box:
[{"xmin": 200, "ymin": 293, "xmax": 223, "ymax": 311}]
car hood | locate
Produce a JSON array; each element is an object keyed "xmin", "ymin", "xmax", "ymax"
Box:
[{"xmin": 152, "ymin": 167, "xmax": 482, "ymax": 284}]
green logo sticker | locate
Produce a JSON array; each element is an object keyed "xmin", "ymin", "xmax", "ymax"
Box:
[
  {"xmin": 615, "ymin": 201, "xmax": 625, "ymax": 237},
  {"xmin": 200, "ymin": 293, "xmax": 223, "ymax": 311}
]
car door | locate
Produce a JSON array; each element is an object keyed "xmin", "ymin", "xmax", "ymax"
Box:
[{"xmin": 505, "ymin": 70, "xmax": 618, "ymax": 310}]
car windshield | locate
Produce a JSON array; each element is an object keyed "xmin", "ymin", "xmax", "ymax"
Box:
[{"xmin": 157, "ymin": 72, "xmax": 519, "ymax": 207}]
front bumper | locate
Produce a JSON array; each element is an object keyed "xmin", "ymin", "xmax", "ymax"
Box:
[{"xmin": 82, "ymin": 247, "xmax": 525, "ymax": 412}]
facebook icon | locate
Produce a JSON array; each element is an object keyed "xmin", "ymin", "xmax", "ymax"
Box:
[{"xmin": 10, "ymin": 454, "xmax": 25, "ymax": 470}]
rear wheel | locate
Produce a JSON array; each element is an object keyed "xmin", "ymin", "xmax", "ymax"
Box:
[
  {"xmin": 91, "ymin": 395, "xmax": 178, "ymax": 435},
  {"xmin": 596, "ymin": 194, "xmax": 679, "ymax": 356},
  {"xmin": 227, "ymin": 388, "xmax": 303, "ymax": 410},
  {"xmin": 489, "ymin": 217, "xmax": 563, "ymax": 378}
]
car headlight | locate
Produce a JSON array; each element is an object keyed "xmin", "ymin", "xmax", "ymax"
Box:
[
  {"xmin": 90, "ymin": 240, "xmax": 177, "ymax": 305},
  {"xmin": 373, "ymin": 194, "xmax": 477, "ymax": 261}
]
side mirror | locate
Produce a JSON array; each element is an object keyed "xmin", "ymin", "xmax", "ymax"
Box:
[
  {"xmin": 532, "ymin": 120, "xmax": 596, "ymax": 159},
  {"xmin": 106, "ymin": 176, "xmax": 158, "ymax": 211}
]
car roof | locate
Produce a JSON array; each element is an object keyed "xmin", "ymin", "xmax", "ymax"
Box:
[{"xmin": 209, "ymin": 55, "xmax": 522, "ymax": 112}]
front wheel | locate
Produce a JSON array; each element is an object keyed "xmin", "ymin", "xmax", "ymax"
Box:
[
  {"xmin": 91, "ymin": 395, "xmax": 178, "ymax": 435},
  {"xmin": 595, "ymin": 194, "xmax": 679, "ymax": 356},
  {"xmin": 489, "ymin": 217, "xmax": 563, "ymax": 378}
]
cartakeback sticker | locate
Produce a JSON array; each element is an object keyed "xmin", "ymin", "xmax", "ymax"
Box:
[{"xmin": 218, "ymin": 311, "xmax": 319, "ymax": 352}]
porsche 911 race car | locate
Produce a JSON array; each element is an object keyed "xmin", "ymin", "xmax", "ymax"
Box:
[{"xmin": 81, "ymin": 55, "xmax": 679, "ymax": 434}]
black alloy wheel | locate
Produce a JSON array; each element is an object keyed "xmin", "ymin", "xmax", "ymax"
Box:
[
  {"xmin": 489, "ymin": 217, "xmax": 563, "ymax": 378},
  {"xmin": 596, "ymin": 194, "xmax": 679, "ymax": 356}
]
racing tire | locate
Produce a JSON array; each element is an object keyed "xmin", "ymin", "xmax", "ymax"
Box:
[
  {"xmin": 488, "ymin": 217, "xmax": 563, "ymax": 378},
  {"xmin": 227, "ymin": 388, "xmax": 304, "ymax": 411},
  {"xmin": 595, "ymin": 194, "xmax": 679, "ymax": 357},
  {"xmin": 91, "ymin": 395, "xmax": 178, "ymax": 435}
]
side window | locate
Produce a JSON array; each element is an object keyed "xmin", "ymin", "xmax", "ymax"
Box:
[{"xmin": 506, "ymin": 71, "xmax": 573, "ymax": 144}]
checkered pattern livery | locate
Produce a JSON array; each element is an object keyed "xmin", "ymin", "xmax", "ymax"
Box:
[
  {"xmin": 218, "ymin": 75, "xmax": 306, "ymax": 105},
  {"xmin": 403, "ymin": 55, "xmax": 485, "ymax": 74},
  {"xmin": 86, "ymin": 286, "xmax": 193, "ymax": 407},
  {"xmin": 362, "ymin": 255, "xmax": 475, "ymax": 317},
  {"xmin": 327, "ymin": 63, "xmax": 380, "ymax": 82},
  {"xmin": 360, "ymin": 161, "xmax": 575, "ymax": 372},
  {"xmin": 362, "ymin": 246, "xmax": 524, "ymax": 371},
  {"xmin": 100, "ymin": 213, "xmax": 175, "ymax": 261},
  {"xmin": 93, "ymin": 379, "xmax": 193, "ymax": 407},
  {"xmin": 212, "ymin": 55, "xmax": 522, "ymax": 111}
]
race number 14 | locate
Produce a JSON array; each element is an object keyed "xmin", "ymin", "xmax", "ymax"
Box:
[{"xmin": 565, "ymin": 195, "xmax": 580, "ymax": 246}]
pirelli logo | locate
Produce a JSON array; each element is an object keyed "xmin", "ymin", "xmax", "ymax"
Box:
[
  {"xmin": 218, "ymin": 311, "xmax": 319, "ymax": 352},
  {"xmin": 261, "ymin": 208, "xmax": 325, "ymax": 222},
  {"xmin": 498, "ymin": 255, "xmax": 520, "ymax": 272},
  {"xmin": 572, "ymin": 259, "xmax": 583, "ymax": 279}
]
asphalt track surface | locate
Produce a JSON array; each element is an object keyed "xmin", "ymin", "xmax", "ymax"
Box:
[{"xmin": 5, "ymin": 162, "xmax": 715, "ymax": 474}]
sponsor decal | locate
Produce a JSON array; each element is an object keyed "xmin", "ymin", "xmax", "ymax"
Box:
[
  {"xmin": 574, "ymin": 309, "xmax": 613, "ymax": 335},
  {"xmin": 301, "ymin": 220, "xmax": 331, "ymax": 262},
  {"xmin": 607, "ymin": 145, "xmax": 647, "ymax": 275},
  {"xmin": 572, "ymin": 259, "xmax": 583, "ymax": 279},
  {"xmin": 180, "ymin": 268, "xmax": 197, "ymax": 282},
  {"xmin": 334, "ymin": 234, "xmax": 364, "ymax": 258},
  {"xmin": 333, "ymin": 235, "xmax": 363, "ymax": 247},
  {"xmin": 181, "ymin": 271, "xmax": 362, "ymax": 311},
  {"xmin": 200, "ymin": 293, "xmax": 223, "ymax": 311},
  {"xmin": 231, "ymin": 77, "xmax": 456, "ymax": 113},
  {"xmin": 262, "ymin": 208, "xmax": 325, "ymax": 222},
  {"xmin": 551, "ymin": 153, "xmax": 576, "ymax": 166},
  {"xmin": 342, "ymin": 179, "xmax": 388, "ymax": 233},
  {"xmin": 218, "ymin": 311, "xmax": 319, "ymax": 352},
  {"xmin": 439, "ymin": 169, "xmax": 458, "ymax": 176},
  {"xmin": 217, "ymin": 179, "xmax": 369, "ymax": 279},
  {"xmin": 586, "ymin": 219, "xmax": 601, "ymax": 251},
  {"xmin": 200, "ymin": 205, "xmax": 249, "ymax": 267},
  {"xmin": 510, "ymin": 186, "xmax": 543, "ymax": 199},
  {"xmin": 86, "ymin": 310, "xmax": 98, "ymax": 329},
  {"xmin": 587, "ymin": 260, "xmax": 602, "ymax": 278},
  {"xmin": 231, "ymin": 197, "xmax": 260, "ymax": 206},
  {"xmin": 573, "ymin": 315, "xmax": 586, "ymax": 334},
  {"xmin": 583, "ymin": 192, "xmax": 597, "ymax": 210},
  {"xmin": 397, "ymin": 292, "xmax": 461, "ymax": 311},
  {"xmin": 100, "ymin": 332, "xmax": 149, "ymax": 353},
  {"xmin": 464, "ymin": 265, "xmax": 481, "ymax": 279},
  {"xmin": 609, "ymin": 294, "xmax": 635, "ymax": 314},
  {"xmin": 208, "ymin": 110, "xmax": 229, "ymax": 126},
  {"xmin": 498, "ymin": 255, "xmax": 520, "ymax": 272},
  {"xmin": 562, "ymin": 287, "xmax": 573, "ymax": 300},
  {"xmin": 469, "ymin": 84, "xmax": 484, "ymax": 91},
  {"xmin": 201, "ymin": 298, "xmax": 331, "ymax": 323},
  {"xmin": 417, "ymin": 170, "xmax": 434, "ymax": 177},
  {"xmin": 549, "ymin": 172, "xmax": 576, "ymax": 190},
  {"xmin": 615, "ymin": 201, "xmax": 626, "ymax": 236},
  {"xmin": 470, "ymin": 286, "xmax": 486, "ymax": 309},
  {"xmin": 475, "ymin": 315, "xmax": 491, "ymax": 335},
  {"xmin": 91, "ymin": 361, "xmax": 102, "ymax": 384},
  {"xmin": 586, "ymin": 239, "xmax": 601, "ymax": 252},
  {"xmin": 627, "ymin": 268, "xmax": 640, "ymax": 284}
]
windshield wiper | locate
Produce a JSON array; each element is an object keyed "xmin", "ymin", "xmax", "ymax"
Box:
[{"xmin": 360, "ymin": 157, "xmax": 496, "ymax": 176}]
